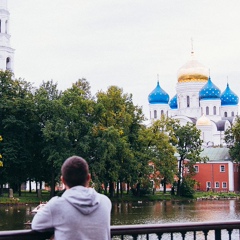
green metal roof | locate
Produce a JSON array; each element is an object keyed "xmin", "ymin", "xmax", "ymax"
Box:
[{"xmin": 200, "ymin": 148, "xmax": 231, "ymax": 161}]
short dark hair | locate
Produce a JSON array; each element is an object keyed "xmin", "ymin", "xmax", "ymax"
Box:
[{"xmin": 61, "ymin": 156, "xmax": 89, "ymax": 188}]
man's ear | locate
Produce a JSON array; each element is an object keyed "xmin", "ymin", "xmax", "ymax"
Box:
[
  {"xmin": 86, "ymin": 173, "xmax": 91, "ymax": 187},
  {"xmin": 61, "ymin": 175, "xmax": 67, "ymax": 189}
]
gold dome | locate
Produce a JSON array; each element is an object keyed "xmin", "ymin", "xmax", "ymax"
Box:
[
  {"xmin": 196, "ymin": 114, "xmax": 211, "ymax": 126},
  {"xmin": 177, "ymin": 52, "xmax": 209, "ymax": 83}
]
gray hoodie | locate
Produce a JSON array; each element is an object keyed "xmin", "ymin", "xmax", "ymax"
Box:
[{"xmin": 32, "ymin": 186, "xmax": 112, "ymax": 240}]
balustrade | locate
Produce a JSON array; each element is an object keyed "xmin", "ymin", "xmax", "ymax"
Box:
[{"xmin": 0, "ymin": 220, "xmax": 240, "ymax": 240}]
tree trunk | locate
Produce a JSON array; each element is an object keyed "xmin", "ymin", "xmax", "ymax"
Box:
[
  {"xmin": 18, "ymin": 183, "xmax": 21, "ymax": 197},
  {"xmin": 109, "ymin": 181, "xmax": 115, "ymax": 198},
  {"xmin": 177, "ymin": 159, "xmax": 182, "ymax": 196},
  {"xmin": 104, "ymin": 182, "xmax": 108, "ymax": 195},
  {"xmin": 136, "ymin": 182, "xmax": 140, "ymax": 197},
  {"xmin": 116, "ymin": 181, "xmax": 119, "ymax": 198},
  {"xmin": 163, "ymin": 177, "xmax": 167, "ymax": 194},
  {"xmin": 0, "ymin": 184, "xmax": 3, "ymax": 196},
  {"xmin": 29, "ymin": 180, "xmax": 32, "ymax": 193},
  {"xmin": 127, "ymin": 182, "xmax": 130, "ymax": 194},
  {"xmin": 120, "ymin": 181, "xmax": 123, "ymax": 198},
  {"xmin": 50, "ymin": 163, "xmax": 55, "ymax": 198}
]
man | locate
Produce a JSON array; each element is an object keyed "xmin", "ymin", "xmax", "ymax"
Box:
[{"xmin": 32, "ymin": 156, "xmax": 112, "ymax": 240}]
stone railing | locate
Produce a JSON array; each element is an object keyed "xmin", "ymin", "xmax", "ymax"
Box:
[{"xmin": 0, "ymin": 220, "xmax": 240, "ymax": 239}]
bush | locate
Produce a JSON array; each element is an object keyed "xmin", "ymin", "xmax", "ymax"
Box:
[{"xmin": 180, "ymin": 177, "xmax": 195, "ymax": 198}]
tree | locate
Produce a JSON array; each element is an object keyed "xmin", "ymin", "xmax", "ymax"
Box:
[
  {"xmin": 174, "ymin": 122, "xmax": 205, "ymax": 196},
  {"xmin": 0, "ymin": 71, "xmax": 35, "ymax": 195},
  {"xmin": 92, "ymin": 86, "xmax": 145, "ymax": 197},
  {"xmin": 147, "ymin": 118, "xmax": 178, "ymax": 194},
  {"xmin": 225, "ymin": 116, "xmax": 240, "ymax": 162},
  {"xmin": 34, "ymin": 80, "xmax": 67, "ymax": 197}
]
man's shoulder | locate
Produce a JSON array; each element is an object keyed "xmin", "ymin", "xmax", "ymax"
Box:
[
  {"xmin": 97, "ymin": 193, "xmax": 111, "ymax": 205},
  {"xmin": 47, "ymin": 195, "xmax": 66, "ymax": 206}
]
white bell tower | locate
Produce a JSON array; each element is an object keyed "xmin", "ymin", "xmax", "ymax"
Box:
[{"xmin": 0, "ymin": 0, "xmax": 14, "ymax": 72}]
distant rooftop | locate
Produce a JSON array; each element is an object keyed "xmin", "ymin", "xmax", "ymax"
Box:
[{"xmin": 200, "ymin": 148, "xmax": 231, "ymax": 161}]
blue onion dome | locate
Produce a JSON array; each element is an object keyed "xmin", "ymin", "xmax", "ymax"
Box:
[
  {"xmin": 169, "ymin": 94, "xmax": 178, "ymax": 109},
  {"xmin": 148, "ymin": 81, "xmax": 169, "ymax": 104},
  {"xmin": 221, "ymin": 83, "xmax": 239, "ymax": 106},
  {"xmin": 199, "ymin": 77, "xmax": 221, "ymax": 100}
]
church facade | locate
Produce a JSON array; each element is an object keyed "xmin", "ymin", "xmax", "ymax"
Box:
[
  {"xmin": 0, "ymin": 0, "xmax": 14, "ymax": 72},
  {"xmin": 148, "ymin": 51, "xmax": 240, "ymax": 192}
]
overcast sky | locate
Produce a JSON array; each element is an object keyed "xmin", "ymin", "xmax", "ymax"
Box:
[{"xmin": 7, "ymin": 0, "xmax": 240, "ymax": 118}]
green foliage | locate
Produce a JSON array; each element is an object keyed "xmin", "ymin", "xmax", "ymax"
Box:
[
  {"xmin": 225, "ymin": 116, "xmax": 240, "ymax": 162},
  {"xmin": 175, "ymin": 122, "xmax": 205, "ymax": 196},
  {"xmin": 180, "ymin": 176, "xmax": 196, "ymax": 198},
  {"xmin": 146, "ymin": 117, "xmax": 178, "ymax": 193},
  {"xmin": 0, "ymin": 71, "xmax": 205, "ymax": 199}
]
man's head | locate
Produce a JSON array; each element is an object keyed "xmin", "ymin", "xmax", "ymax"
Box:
[{"xmin": 61, "ymin": 156, "xmax": 90, "ymax": 188}]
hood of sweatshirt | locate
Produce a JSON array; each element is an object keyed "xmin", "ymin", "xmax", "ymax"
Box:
[{"xmin": 62, "ymin": 186, "xmax": 100, "ymax": 215}]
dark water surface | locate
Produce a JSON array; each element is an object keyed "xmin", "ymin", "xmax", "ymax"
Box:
[{"xmin": 1, "ymin": 199, "xmax": 240, "ymax": 235}]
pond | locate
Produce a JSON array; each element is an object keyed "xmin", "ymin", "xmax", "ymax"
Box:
[{"xmin": 1, "ymin": 199, "xmax": 240, "ymax": 233}]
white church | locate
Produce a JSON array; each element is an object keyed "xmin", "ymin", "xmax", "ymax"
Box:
[
  {"xmin": 0, "ymin": 0, "xmax": 14, "ymax": 72},
  {"xmin": 148, "ymin": 51, "xmax": 239, "ymax": 147}
]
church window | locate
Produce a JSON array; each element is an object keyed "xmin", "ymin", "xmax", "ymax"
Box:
[
  {"xmin": 206, "ymin": 106, "xmax": 209, "ymax": 115},
  {"xmin": 154, "ymin": 110, "xmax": 157, "ymax": 119},
  {"xmin": 232, "ymin": 111, "xmax": 234, "ymax": 117},
  {"xmin": 224, "ymin": 112, "xmax": 227, "ymax": 117},
  {"xmin": 215, "ymin": 182, "xmax": 220, "ymax": 188},
  {"xmin": 194, "ymin": 165, "xmax": 199, "ymax": 173},
  {"xmin": 6, "ymin": 57, "xmax": 11, "ymax": 70},
  {"xmin": 5, "ymin": 20, "xmax": 8, "ymax": 34},
  {"xmin": 161, "ymin": 110, "xmax": 164, "ymax": 116},
  {"xmin": 222, "ymin": 182, "xmax": 227, "ymax": 188},
  {"xmin": 213, "ymin": 106, "xmax": 216, "ymax": 115},
  {"xmin": 187, "ymin": 96, "xmax": 190, "ymax": 107}
]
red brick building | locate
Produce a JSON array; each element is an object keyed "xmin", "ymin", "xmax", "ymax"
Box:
[{"xmin": 192, "ymin": 148, "xmax": 240, "ymax": 192}]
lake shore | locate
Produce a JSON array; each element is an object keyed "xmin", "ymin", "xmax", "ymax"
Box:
[{"xmin": 1, "ymin": 190, "xmax": 240, "ymax": 205}]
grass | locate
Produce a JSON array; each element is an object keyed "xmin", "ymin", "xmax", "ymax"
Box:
[
  {"xmin": 0, "ymin": 191, "xmax": 51, "ymax": 204},
  {"xmin": 0, "ymin": 190, "xmax": 239, "ymax": 205}
]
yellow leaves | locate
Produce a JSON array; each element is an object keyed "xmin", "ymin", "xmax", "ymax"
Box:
[
  {"xmin": 0, "ymin": 161, "xmax": 3, "ymax": 167},
  {"xmin": 0, "ymin": 135, "xmax": 2, "ymax": 141}
]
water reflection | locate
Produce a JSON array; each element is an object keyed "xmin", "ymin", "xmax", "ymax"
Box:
[
  {"xmin": 111, "ymin": 200, "xmax": 240, "ymax": 225},
  {"xmin": 1, "ymin": 200, "xmax": 240, "ymax": 231},
  {"xmin": 0, "ymin": 205, "xmax": 35, "ymax": 230}
]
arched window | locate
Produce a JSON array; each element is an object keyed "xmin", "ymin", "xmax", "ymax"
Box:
[
  {"xmin": 161, "ymin": 110, "xmax": 164, "ymax": 116},
  {"xmin": 232, "ymin": 111, "xmax": 234, "ymax": 117},
  {"xmin": 187, "ymin": 96, "xmax": 190, "ymax": 107},
  {"xmin": 5, "ymin": 20, "xmax": 8, "ymax": 34},
  {"xmin": 213, "ymin": 106, "xmax": 216, "ymax": 115},
  {"xmin": 224, "ymin": 112, "xmax": 227, "ymax": 117},
  {"xmin": 206, "ymin": 106, "xmax": 209, "ymax": 115},
  {"xmin": 6, "ymin": 57, "xmax": 11, "ymax": 70},
  {"xmin": 154, "ymin": 110, "xmax": 157, "ymax": 119}
]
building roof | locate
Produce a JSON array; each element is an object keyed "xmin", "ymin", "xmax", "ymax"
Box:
[
  {"xmin": 177, "ymin": 52, "xmax": 208, "ymax": 83},
  {"xmin": 169, "ymin": 94, "xmax": 177, "ymax": 109},
  {"xmin": 199, "ymin": 77, "xmax": 221, "ymax": 100},
  {"xmin": 200, "ymin": 147, "xmax": 231, "ymax": 161},
  {"xmin": 148, "ymin": 81, "xmax": 169, "ymax": 104},
  {"xmin": 221, "ymin": 83, "xmax": 239, "ymax": 106}
]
